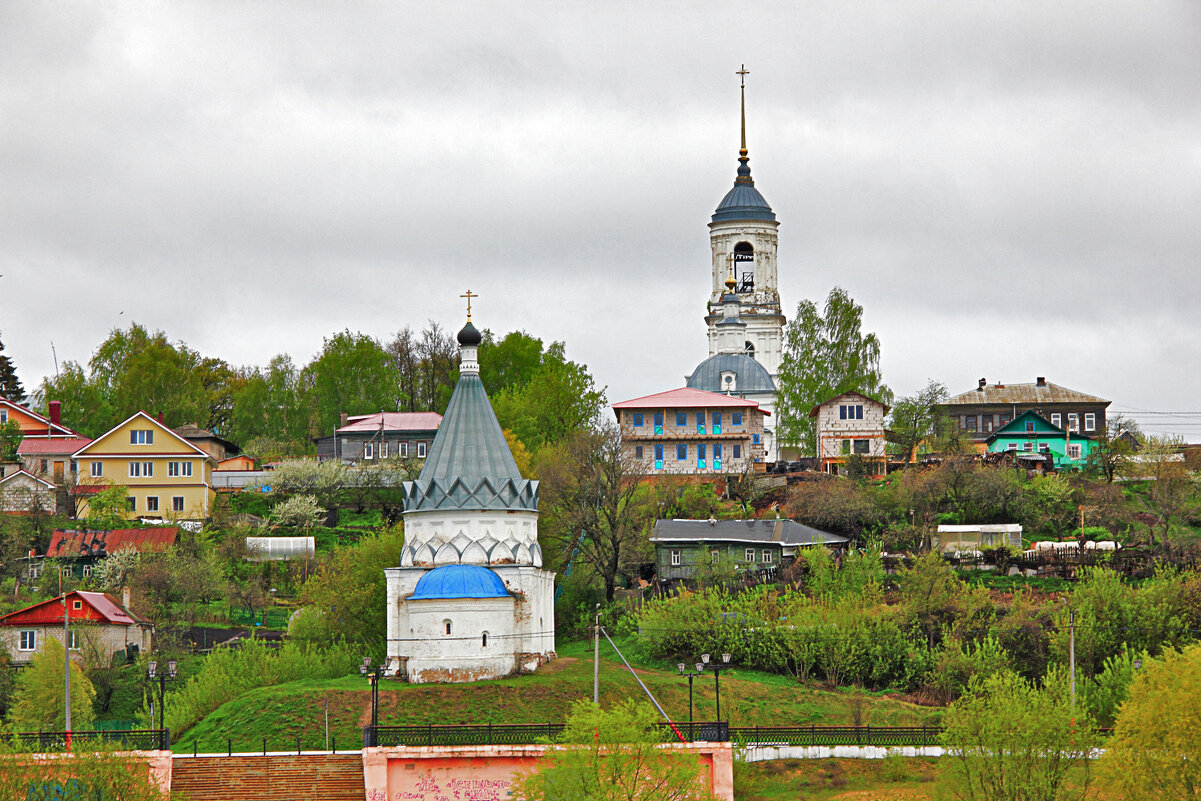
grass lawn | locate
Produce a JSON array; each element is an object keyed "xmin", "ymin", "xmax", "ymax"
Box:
[
  {"xmin": 172, "ymin": 636, "xmax": 940, "ymax": 752},
  {"xmin": 736, "ymin": 758, "xmax": 942, "ymax": 801}
]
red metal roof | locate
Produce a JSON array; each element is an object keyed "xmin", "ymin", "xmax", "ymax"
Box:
[
  {"xmin": 0, "ymin": 590, "xmax": 138, "ymax": 627},
  {"xmin": 47, "ymin": 527, "xmax": 180, "ymax": 558},
  {"xmin": 337, "ymin": 412, "xmax": 443, "ymax": 433},
  {"xmin": 17, "ymin": 436, "xmax": 93, "ymax": 455},
  {"xmin": 612, "ymin": 387, "xmax": 765, "ymax": 411}
]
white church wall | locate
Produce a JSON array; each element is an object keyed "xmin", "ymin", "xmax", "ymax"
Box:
[
  {"xmin": 493, "ymin": 565, "xmax": 556, "ymax": 663},
  {"xmin": 404, "ymin": 596, "xmax": 518, "ymax": 683}
]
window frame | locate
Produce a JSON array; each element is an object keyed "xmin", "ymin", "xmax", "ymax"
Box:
[
  {"xmin": 762, "ymin": 549, "xmax": 772, "ymax": 563},
  {"xmin": 675, "ymin": 412, "xmax": 687, "ymax": 427},
  {"xmin": 417, "ymin": 442, "xmax": 427, "ymax": 458},
  {"xmin": 676, "ymin": 443, "xmax": 687, "ymax": 460},
  {"xmin": 90, "ymin": 461, "xmax": 103, "ymax": 477},
  {"xmin": 146, "ymin": 496, "xmax": 159, "ymax": 512},
  {"xmin": 19, "ymin": 630, "xmax": 36, "ymax": 651},
  {"xmin": 172, "ymin": 496, "xmax": 185, "ymax": 512},
  {"xmin": 732, "ymin": 412, "xmax": 742, "ymax": 426},
  {"xmin": 745, "ymin": 547, "xmax": 755, "ymax": 562},
  {"xmin": 1050, "ymin": 413, "xmax": 1061, "ymax": 428},
  {"xmin": 632, "ymin": 412, "xmax": 644, "ymax": 427},
  {"xmin": 670, "ymin": 549, "xmax": 681, "ymax": 566},
  {"xmin": 1084, "ymin": 413, "xmax": 1096, "ymax": 432}
]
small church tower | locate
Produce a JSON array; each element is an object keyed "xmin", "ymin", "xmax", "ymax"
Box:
[
  {"xmin": 705, "ymin": 65, "xmax": 785, "ymax": 379},
  {"xmin": 384, "ymin": 297, "xmax": 556, "ymax": 682}
]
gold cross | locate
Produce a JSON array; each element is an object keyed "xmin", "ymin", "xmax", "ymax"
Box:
[
  {"xmin": 460, "ymin": 289, "xmax": 478, "ymax": 320},
  {"xmin": 737, "ymin": 64, "xmax": 749, "ymax": 88}
]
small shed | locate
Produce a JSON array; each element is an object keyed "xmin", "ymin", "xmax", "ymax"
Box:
[{"xmin": 934, "ymin": 523, "xmax": 1023, "ymax": 553}]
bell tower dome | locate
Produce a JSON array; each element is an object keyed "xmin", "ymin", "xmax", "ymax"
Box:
[{"xmin": 705, "ymin": 65, "xmax": 785, "ymax": 379}]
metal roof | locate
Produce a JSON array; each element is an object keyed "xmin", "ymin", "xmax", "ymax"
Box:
[
  {"xmin": 686, "ymin": 353, "xmax": 776, "ymax": 394},
  {"xmin": 946, "ymin": 381, "xmax": 1109, "ymax": 406},
  {"xmin": 612, "ymin": 386, "xmax": 762, "ymax": 411},
  {"xmin": 48, "ymin": 527, "xmax": 179, "ymax": 558},
  {"xmin": 410, "ymin": 564, "xmax": 509, "ymax": 600},
  {"xmin": 712, "ymin": 160, "xmax": 775, "ymax": 222},
  {"xmin": 16, "ymin": 436, "xmax": 92, "ymax": 455},
  {"xmin": 651, "ymin": 519, "xmax": 847, "ymax": 547},
  {"xmin": 337, "ymin": 412, "xmax": 443, "ymax": 434}
]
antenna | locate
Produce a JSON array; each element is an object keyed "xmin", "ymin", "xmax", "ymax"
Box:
[{"xmin": 51, "ymin": 341, "xmax": 59, "ymax": 377}]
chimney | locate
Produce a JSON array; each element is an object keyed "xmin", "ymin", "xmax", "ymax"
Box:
[
  {"xmin": 1036, "ymin": 376, "xmax": 1046, "ymax": 387},
  {"xmin": 48, "ymin": 400, "xmax": 62, "ymax": 426},
  {"xmin": 339, "ymin": 413, "xmax": 349, "ymax": 427},
  {"xmin": 157, "ymin": 412, "xmax": 165, "ymax": 424},
  {"xmin": 122, "ymin": 586, "xmax": 131, "ymax": 610},
  {"xmin": 977, "ymin": 378, "xmax": 987, "ymax": 391}
]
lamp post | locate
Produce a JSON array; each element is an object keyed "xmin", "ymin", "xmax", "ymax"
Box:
[
  {"xmin": 147, "ymin": 659, "xmax": 178, "ymax": 750},
  {"xmin": 698, "ymin": 653, "xmax": 732, "ymax": 722},
  {"xmin": 360, "ymin": 657, "xmax": 383, "ymax": 746},
  {"xmin": 677, "ymin": 661, "xmax": 704, "ymax": 738}
]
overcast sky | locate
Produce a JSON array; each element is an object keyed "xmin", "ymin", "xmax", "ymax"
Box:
[{"xmin": 2, "ymin": 2, "xmax": 1200, "ymax": 439}]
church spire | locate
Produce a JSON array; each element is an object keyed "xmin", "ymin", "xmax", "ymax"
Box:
[{"xmin": 736, "ymin": 64, "xmax": 751, "ymax": 181}]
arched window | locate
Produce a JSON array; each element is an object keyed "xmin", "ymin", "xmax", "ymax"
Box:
[
  {"xmin": 443, "ymin": 620, "xmax": 452, "ymax": 635},
  {"xmin": 734, "ymin": 242, "xmax": 754, "ymax": 291},
  {"xmin": 745, "ymin": 341, "xmax": 756, "ymax": 359},
  {"xmin": 482, "ymin": 632, "xmax": 489, "ymax": 648}
]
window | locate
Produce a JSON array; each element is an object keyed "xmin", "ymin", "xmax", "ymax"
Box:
[
  {"xmin": 854, "ymin": 439, "xmax": 870, "ymax": 454},
  {"xmin": 73, "ymin": 599, "xmax": 82, "ymax": 610},
  {"xmin": 61, "ymin": 566, "xmax": 71, "ymax": 577},
  {"xmin": 752, "ymin": 433, "xmax": 760, "ymax": 444},
  {"xmin": 762, "ymin": 550, "xmax": 772, "ymax": 563},
  {"xmin": 745, "ymin": 548, "xmax": 755, "ymax": 562},
  {"xmin": 839, "ymin": 404, "xmax": 864, "ymax": 420},
  {"xmin": 1085, "ymin": 413, "xmax": 1096, "ymax": 432},
  {"xmin": 1025, "ymin": 421, "xmax": 1036, "ymax": 433},
  {"xmin": 127, "ymin": 497, "xmax": 136, "ymax": 512},
  {"xmin": 712, "ymin": 443, "xmax": 722, "ymax": 462},
  {"xmin": 710, "ymin": 550, "xmax": 720, "ymax": 563},
  {"xmin": 129, "ymin": 461, "xmax": 153, "ymax": 477},
  {"xmin": 381, "ymin": 441, "xmax": 389, "ymax": 459},
  {"xmin": 634, "ymin": 445, "xmax": 643, "ymax": 459},
  {"xmin": 732, "ymin": 444, "xmax": 741, "ymax": 459},
  {"xmin": 697, "ymin": 444, "xmax": 706, "ymax": 461},
  {"xmin": 983, "ymin": 417, "xmax": 993, "ymax": 433},
  {"xmin": 1068, "ymin": 443, "xmax": 1082, "ymax": 459},
  {"xmin": 444, "ymin": 620, "xmax": 452, "ymax": 635},
  {"xmin": 1021, "ymin": 442, "xmax": 1033, "ymax": 451},
  {"xmin": 90, "ymin": 461, "xmax": 103, "ymax": 477},
  {"xmin": 654, "ymin": 443, "xmax": 664, "ymax": 467},
  {"xmin": 482, "ymin": 632, "xmax": 488, "ymax": 648},
  {"xmin": 68, "ymin": 630, "xmax": 80, "ymax": 650},
  {"xmin": 841, "ymin": 439, "xmax": 851, "ymax": 455},
  {"xmin": 712, "ymin": 412, "xmax": 721, "ymax": 427},
  {"xmin": 146, "ymin": 496, "xmax": 159, "ymax": 512},
  {"xmin": 1039, "ymin": 443, "xmax": 1050, "ymax": 453},
  {"xmin": 172, "ymin": 496, "xmax": 184, "ymax": 512},
  {"xmin": 417, "ymin": 442, "xmax": 427, "ymax": 458},
  {"xmin": 1007, "ymin": 443, "xmax": 1019, "ymax": 451},
  {"xmin": 676, "ymin": 444, "xmax": 687, "ymax": 460},
  {"xmin": 1050, "ymin": 413, "xmax": 1061, "ymax": 428},
  {"xmin": 632, "ymin": 413, "xmax": 644, "ymax": 427},
  {"xmin": 732, "ymin": 412, "xmax": 743, "ymax": 426},
  {"xmin": 167, "ymin": 461, "xmax": 193, "ymax": 477},
  {"xmin": 41, "ymin": 459, "xmax": 48, "ymax": 473},
  {"xmin": 129, "ymin": 430, "xmax": 154, "ymax": 445},
  {"xmin": 0, "ymin": 410, "xmax": 6, "ymax": 423},
  {"xmin": 82, "ymin": 564, "xmax": 92, "ymax": 577},
  {"xmin": 965, "ymin": 415, "xmax": 977, "ymax": 432},
  {"xmin": 675, "ymin": 412, "xmax": 687, "ymax": 426},
  {"xmin": 653, "ymin": 412, "xmax": 663, "ymax": 433},
  {"xmin": 28, "ymin": 564, "xmax": 40, "ymax": 579},
  {"xmin": 1068, "ymin": 413, "xmax": 1080, "ymax": 432},
  {"xmin": 671, "ymin": 549, "xmax": 681, "ymax": 566},
  {"xmin": 400, "ymin": 442, "xmax": 409, "ymax": 457},
  {"xmin": 363, "ymin": 443, "xmax": 374, "ymax": 460},
  {"xmin": 19, "ymin": 631, "xmax": 35, "ymax": 651}
]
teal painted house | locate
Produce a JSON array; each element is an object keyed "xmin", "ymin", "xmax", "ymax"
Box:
[{"xmin": 986, "ymin": 411, "xmax": 1093, "ymax": 470}]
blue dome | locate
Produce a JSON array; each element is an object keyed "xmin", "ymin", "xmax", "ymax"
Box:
[
  {"xmin": 410, "ymin": 565, "xmax": 509, "ymax": 600},
  {"xmin": 687, "ymin": 353, "xmax": 776, "ymax": 394}
]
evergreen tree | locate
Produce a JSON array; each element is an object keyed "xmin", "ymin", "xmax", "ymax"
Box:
[
  {"xmin": 0, "ymin": 334, "xmax": 24, "ymax": 402},
  {"xmin": 776, "ymin": 287, "xmax": 891, "ymax": 455},
  {"xmin": 8, "ymin": 636, "xmax": 97, "ymax": 731}
]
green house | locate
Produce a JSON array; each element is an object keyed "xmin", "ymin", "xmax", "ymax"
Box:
[
  {"xmin": 986, "ymin": 410, "xmax": 1093, "ymax": 470},
  {"xmin": 651, "ymin": 519, "xmax": 847, "ymax": 582}
]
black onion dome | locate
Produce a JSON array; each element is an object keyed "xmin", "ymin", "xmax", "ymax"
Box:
[{"xmin": 457, "ymin": 321, "xmax": 482, "ymax": 346}]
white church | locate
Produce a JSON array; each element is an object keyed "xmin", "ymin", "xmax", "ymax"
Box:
[
  {"xmin": 384, "ymin": 315, "xmax": 556, "ymax": 683},
  {"xmin": 685, "ymin": 70, "xmax": 787, "ymax": 461}
]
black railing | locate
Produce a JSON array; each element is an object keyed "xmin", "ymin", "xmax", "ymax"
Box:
[
  {"xmin": 729, "ymin": 725, "xmax": 941, "ymax": 747},
  {"xmin": 7, "ymin": 729, "xmax": 169, "ymax": 752},
  {"xmin": 372, "ymin": 723, "xmax": 567, "ymax": 747}
]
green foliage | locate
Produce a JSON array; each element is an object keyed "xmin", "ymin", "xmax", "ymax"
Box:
[
  {"xmin": 941, "ymin": 671, "xmax": 1097, "ymax": 801},
  {"xmin": 1080, "ymin": 648, "xmax": 1146, "ymax": 728},
  {"xmin": 267, "ymin": 494, "xmax": 326, "ymax": 531},
  {"xmin": 0, "ymin": 334, "xmax": 24, "ymax": 402},
  {"xmin": 7, "ymin": 638, "xmax": 96, "ymax": 731},
  {"xmin": 887, "ymin": 380, "xmax": 950, "ymax": 461},
  {"xmin": 0, "ymin": 419, "xmax": 22, "ymax": 462},
  {"xmin": 510, "ymin": 699, "xmax": 715, "ymax": 801},
  {"xmin": 141, "ymin": 638, "xmax": 359, "ymax": 737},
  {"xmin": 84, "ymin": 486, "xmax": 129, "ymax": 531},
  {"xmin": 776, "ymin": 287, "xmax": 891, "ymax": 455},
  {"xmin": 301, "ymin": 330, "xmax": 401, "ymax": 438},
  {"xmin": 297, "ymin": 524, "xmax": 406, "ymax": 644},
  {"xmin": 0, "ymin": 741, "xmax": 168, "ymax": 800},
  {"xmin": 1100, "ymin": 643, "xmax": 1201, "ymax": 800},
  {"xmin": 491, "ymin": 345, "xmax": 607, "ymax": 452}
]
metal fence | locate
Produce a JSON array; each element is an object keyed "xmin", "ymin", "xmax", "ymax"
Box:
[
  {"xmin": 7, "ymin": 729, "xmax": 169, "ymax": 752},
  {"xmin": 371, "ymin": 723, "xmax": 567, "ymax": 748}
]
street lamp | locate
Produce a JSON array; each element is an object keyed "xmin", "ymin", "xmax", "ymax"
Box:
[
  {"xmin": 677, "ymin": 661, "xmax": 705, "ymax": 738},
  {"xmin": 698, "ymin": 653, "xmax": 733, "ymax": 722},
  {"xmin": 147, "ymin": 659, "xmax": 178, "ymax": 749},
  {"xmin": 360, "ymin": 657, "xmax": 383, "ymax": 746}
]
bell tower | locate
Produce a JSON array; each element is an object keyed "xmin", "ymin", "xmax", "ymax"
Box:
[{"xmin": 705, "ymin": 65, "xmax": 785, "ymax": 378}]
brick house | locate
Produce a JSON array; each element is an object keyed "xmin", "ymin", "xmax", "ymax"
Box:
[{"xmin": 810, "ymin": 391, "xmax": 889, "ymax": 475}]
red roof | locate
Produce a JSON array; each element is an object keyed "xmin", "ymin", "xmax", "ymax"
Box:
[
  {"xmin": 17, "ymin": 436, "xmax": 93, "ymax": 455},
  {"xmin": 0, "ymin": 591, "xmax": 139, "ymax": 627},
  {"xmin": 337, "ymin": 412, "xmax": 443, "ymax": 434},
  {"xmin": 612, "ymin": 387, "xmax": 766, "ymax": 412},
  {"xmin": 0, "ymin": 399, "xmax": 81, "ymax": 437},
  {"xmin": 47, "ymin": 527, "xmax": 180, "ymax": 558}
]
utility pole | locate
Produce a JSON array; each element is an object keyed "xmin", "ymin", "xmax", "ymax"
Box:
[
  {"xmin": 1069, "ymin": 608, "xmax": 1076, "ymax": 707},
  {"xmin": 63, "ymin": 589, "xmax": 71, "ymax": 751},
  {"xmin": 593, "ymin": 604, "xmax": 601, "ymax": 705}
]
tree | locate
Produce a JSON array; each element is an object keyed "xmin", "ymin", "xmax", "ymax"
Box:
[
  {"xmin": 941, "ymin": 671, "xmax": 1097, "ymax": 801},
  {"xmin": 1086, "ymin": 415, "xmax": 1141, "ymax": 483},
  {"xmin": 1100, "ymin": 644, "xmax": 1201, "ymax": 800},
  {"xmin": 1137, "ymin": 435, "xmax": 1197, "ymax": 551},
  {"xmin": 7, "ymin": 637, "xmax": 97, "ymax": 731},
  {"xmin": 888, "ymin": 380, "xmax": 949, "ymax": 462},
  {"xmin": 0, "ymin": 418, "xmax": 23, "ymax": 462},
  {"xmin": 0, "ymin": 333, "xmax": 24, "ymax": 402},
  {"xmin": 537, "ymin": 422, "xmax": 652, "ymax": 602},
  {"xmin": 776, "ymin": 287, "xmax": 891, "ymax": 455},
  {"xmin": 301, "ymin": 330, "xmax": 401, "ymax": 437},
  {"xmin": 267, "ymin": 494, "xmax": 326, "ymax": 531},
  {"xmin": 297, "ymin": 525, "xmax": 406, "ymax": 643},
  {"xmin": 510, "ymin": 700, "xmax": 715, "ymax": 801},
  {"xmin": 491, "ymin": 343, "xmax": 607, "ymax": 453},
  {"xmin": 0, "ymin": 742, "xmax": 167, "ymax": 801},
  {"xmin": 227, "ymin": 356, "xmax": 311, "ymax": 454},
  {"xmin": 85, "ymin": 485, "xmax": 130, "ymax": 530}
]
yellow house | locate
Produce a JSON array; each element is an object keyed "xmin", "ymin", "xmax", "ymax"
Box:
[{"xmin": 72, "ymin": 411, "xmax": 217, "ymax": 520}]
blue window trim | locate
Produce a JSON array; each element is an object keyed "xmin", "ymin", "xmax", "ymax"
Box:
[
  {"xmin": 732, "ymin": 412, "xmax": 743, "ymax": 426},
  {"xmin": 676, "ymin": 444, "xmax": 687, "ymax": 460},
  {"xmin": 675, "ymin": 412, "xmax": 687, "ymax": 427},
  {"xmin": 632, "ymin": 413, "xmax": 644, "ymax": 426}
]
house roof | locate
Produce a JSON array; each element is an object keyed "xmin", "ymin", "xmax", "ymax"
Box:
[
  {"xmin": 613, "ymin": 386, "xmax": 763, "ymax": 412},
  {"xmin": 809, "ymin": 391, "xmax": 890, "ymax": 418},
  {"xmin": 0, "ymin": 398, "xmax": 81, "ymax": 436},
  {"xmin": 946, "ymin": 380, "xmax": 1109, "ymax": 406},
  {"xmin": 73, "ymin": 410, "xmax": 214, "ymax": 460},
  {"xmin": 985, "ymin": 410, "xmax": 1093, "ymax": 444},
  {"xmin": 686, "ymin": 353, "xmax": 776, "ymax": 395},
  {"xmin": 47, "ymin": 527, "xmax": 180, "ymax": 558},
  {"xmin": 337, "ymin": 412, "xmax": 443, "ymax": 434},
  {"xmin": 0, "ymin": 590, "xmax": 140, "ymax": 627},
  {"xmin": 651, "ymin": 519, "xmax": 847, "ymax": 547},
  {"xmin": 0, "ymin": 469, "xmax": 55, "ymax": 489},
  {"xmin": 17, "ymin": 436, "xmax": 93, "ymax": 455},
  {"xmin": 173, "ymin": 424, "xmax": 240, "ymax": 454},
  {"xmin": 410, "ymin": 564, "xmax": 510, "ymax": 600}
]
